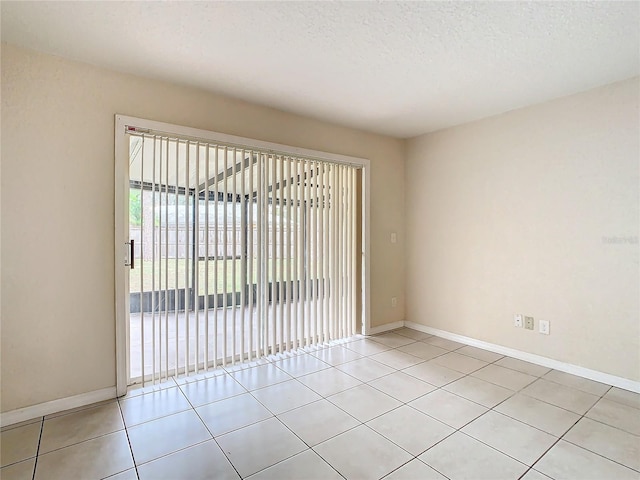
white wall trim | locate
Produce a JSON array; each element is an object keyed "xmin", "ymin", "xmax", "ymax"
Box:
[
  {"xmin": 404, "ymin": 321, "xmax": 640, "ymax": 393},
  {"xmin": 367, "ymin": 320, "xmax": 404, "ymax": 335},
  {"xmin": 0, "ymin": 387, "xmax": 117, "ymax": 428}
]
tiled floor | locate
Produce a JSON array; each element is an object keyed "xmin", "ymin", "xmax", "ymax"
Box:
[{"xmin": 2, "ymin": 328, "xmax": 639, "ymax": 480}]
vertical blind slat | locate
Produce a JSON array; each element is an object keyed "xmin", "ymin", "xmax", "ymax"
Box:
[
  {"xmin": 204, "ymin": 145, "xmax": 210, "ymax": 371},
  {"xmin": 213, "ymin": 146, "xmax": 219, "ymax": 368},
  {"xmin": 277, "ymin": 156, "xmax": 284, "ymax": 352},
  {"xmin": 151, "ymin": 138, "xmax": 156, "ymax": 384},
  {"xmin": 222, "ymin": 147, "xmax": 228, "ymax": 366},
  {"xmin": 184, "ymin": 142, "xmax": 190, "ymax": 376},
  {"xmin": 248, "ymin": 152, "xmax": 254, "ymax": 361},
  {"xmin": 194, "ymin": 143, "xmax": 200, "ymax": 374},
  {"xmin": 164, "ymin": 138, "xmax": 170, "ymax": 380}
]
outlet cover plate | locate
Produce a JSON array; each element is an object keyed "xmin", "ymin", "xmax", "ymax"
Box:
[
  {"xmin": 539, "ymin": 320, "xmax": 550, "ymax": 335},
  {"xmin": 525, "ymin": 316, "xmax": 534, "ymax": 330},
  {"xmin": 514, "ymin": 314, "xmax": 523, "ymax": 328}
]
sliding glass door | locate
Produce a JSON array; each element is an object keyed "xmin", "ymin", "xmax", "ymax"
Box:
[{"xmin": 121, "ymin": 122, "xmax": 362, "ymax": 387}]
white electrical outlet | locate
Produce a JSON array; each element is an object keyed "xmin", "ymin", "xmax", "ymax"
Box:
[
  {"xmin": 514, "ymin": 314, "xmax": 523, "ymax": 327},
  {"xmin": 539, "ymin": 320, "xmax": 550, "ymax": 335},
  {"xmin": 390, "ymin": 232, "xmax": 397, "ymax": 244},
  {"xmin": 391, "ymin": 297, "xmax": 397, "ymax": 307}
]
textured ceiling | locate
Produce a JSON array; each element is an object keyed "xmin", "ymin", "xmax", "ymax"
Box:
[{"xmin": 2, "ymin": 1, "xmax": 638, "ymax": 138}]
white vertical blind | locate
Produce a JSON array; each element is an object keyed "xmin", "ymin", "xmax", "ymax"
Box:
[{"xmin": 127, "ymin": 132, "xmax": 359, "ymax": 384}]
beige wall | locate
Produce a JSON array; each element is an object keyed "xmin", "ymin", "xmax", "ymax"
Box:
[
  {"xmin": 406, "ymin": 77, "xmax": 640, "ymax": 381},
  {"xmin": 0, "ymin": 44, "xmax": 405, "ymax": 412}
]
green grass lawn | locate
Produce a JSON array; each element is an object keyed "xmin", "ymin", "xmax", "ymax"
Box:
[{"xmin": 129, "ymin": 258, "xmax": 297, "ymax": 294}]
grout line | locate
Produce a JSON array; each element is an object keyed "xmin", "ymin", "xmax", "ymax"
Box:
[
  {"xmin": 30, "ymin": 417, "xmax": 44, "ymax": 480},
  {"xmin": 116, "ymin": 398, "xmax": 140, "ymax": 480}
]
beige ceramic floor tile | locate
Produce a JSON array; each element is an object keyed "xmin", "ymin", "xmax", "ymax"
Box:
[
  {"xmin": 402, "ymin": 362, "xmax": 465, "ymax": 386},
  {"xmin": 39, "ymin": 402, "xmax": 124, "ymax": 454},
  {"xmin": 104, "ymin": 469, "xmax": 139, "ymax": 480},
  {"xmin": 1, "ymin": 418, "xmax": 41, "ymax": 433},
  {"xmin": 520, "ymin": 469, "xmax": 554, "ymax": 480},
  {"xmin": 314, "ymin": 425, "xmax": 412, "ymax": 480},
  {"xmin": 421, "ymin": 336, "xmax": 465, "ymax": 351},
  {"xmin": 430, "ymin": 352, "xmax": 488, "ymax": 374},
  {"xmin": 495, "ymin": 357, "xmax": 551, "ymax": 377},
  {"xmin": 336, "ymin": 357, "xmax": 395, "ymax": 383},
  {"xmin": 251, "ymin": 379, "xmax": 321, "ymax": 415},
  {"xmin": 564, "ymin": 417, "xmax": 640, "ymax": 471},
  {"xmin": 397, "ymin": 342, "xmax": 448, "ymax": 361},
  {"xmin": 367, "ymin": 406, "xmax": 454, "ymax": 455},
  {"xmin": 543, "ymin": 370, "xmax": 610, "ymax": 396},
  {"xmin": 471, "ymin": 364, "xmax": 537, "ymax": 391},
  {"xmin": 120, "ymin": 378, "xmax": 178, "ymax": 399},
  {"xmin": 410, "ymin": 389, "xmax": 487, "ymax": 429},
  {"xmin": 273, "ymin": 354, "xmax": 331, "ymax": 377},
  {"xmin": 310, "ymin": 346, "xmax": 363, "ymax": 366},
  {"xmin": 603, "ymin": 387, "xmax": 640, "ymax": 409},
  {"xmin": 586, "ymin": 397, "xmax": 640, "ymax": 435},
  {"xmin": 327, "ymin": 384, "xmax": 402, "ymax": 422},
  {"xmin": 393, "ymin": 328, "xmax": 433, "ymax": 341},
  {"xmin": 178, "ymin": 373, "xmax": 246, "ymax": 407},
  {"xmin": 521, "ymin": 379, "xmax": 599, "ymax": 414},
  {"xmin": 370, "ymin": 333, "xmax": 416, "ymax": 348},
  {"xmin": 229, "ymin": 363, "xmax": 292, "ymax": 391},
  {"xmin": 383, "ymin": 459, "xmax": 447, "ymax": 479},
  {"xmin": 419, "ymin": 432, "xmax": 528, "ymax": 480},
  {"xmin": 296, "ymin": 368, "xmax": 362, "ymax": 397},
  {"xmin": 456, "ymin": 345, "xmax": 504, "ymax": 363},
  {"xmin": 462, "ymin": 411, "xmax": 557, "ymax": 465},
  {"xmin": 247, "ymin": 449, "xmax": 342, "ymax": 479},
  {"xmin": 196, "ymin": 393, "xmax": 272, "ymax": 437},
  {"xmin": 370, "ymin": 349, "xmax": 424, "ymax": 370},
  {"xmin": 369, "ymin": 371, "xmax": 437, "ymax": 403},
  {"xmin": 344, "ymin": 339, "xmax": 392, "ymax": 356},
  {"xmin": 495, "ymin": 393, "xmax": 580, "ymax": 436},
  {"xmin": 137, "ymin": 439, "xmax": 239, "ymax": 480},
  {"xmin": 277, "ymin": 399, "xmax": 359, "ymax": 447},
  {"xmin": 43, "ymin": 399, "xmax": 118, "ymax": 420},
  {"xmin": 34, "ymin": 430, "xmax": 133, "ymax": 480},
  {"xmin": 534, "ymin": 440, "xmax": 638, "ymax": 480},
  {"xmin": 0, "ymin": 422, "xmax": 41, "ymax": 467},
  {"xmin": 0, "ymin": 459, "xmax": 35, "ymax": 480},
  {"xmin": 127, "ymin": 410, "xmax": 211, "ymax": 465},
  {"xmin": 444, "ymin": 376, "xmax": 514, "ymax": 407},
  {"xmin": 119, "ymin": 386, "xmax": 191, "ymax": 426},
  {"xmin": 216, "ymin": 418, "xmax": 307, "ymax": 478}
]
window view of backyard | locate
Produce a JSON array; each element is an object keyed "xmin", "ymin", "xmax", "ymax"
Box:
[{"xmin": 129, "ymin": 186, "xmax": 302, "ymax": 296}]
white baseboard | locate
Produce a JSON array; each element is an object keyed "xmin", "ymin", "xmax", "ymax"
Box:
[
  {"xmin": 1, "ymin": 387, "xmax": 117, "ymax": 428},
  {"xmin": 367, "ymin": 320, "xmax": 404, "ymax": 335},
  {"xmin": 3, "ymin": 319, "xmax": 638, "ymax": 427},
  {"xmin": 404, "ymin": 321, "xmax": 640, "ymax": 394}
]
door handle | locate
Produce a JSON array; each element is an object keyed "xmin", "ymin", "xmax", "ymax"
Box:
[{"xmin": 125, "ymin": 240, "xmax": 135, "ymax": 269}]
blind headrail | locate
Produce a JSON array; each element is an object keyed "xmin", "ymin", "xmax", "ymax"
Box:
[{"xmin": 125, "ymin": 125, "xmax": 364, "ymax": 169}]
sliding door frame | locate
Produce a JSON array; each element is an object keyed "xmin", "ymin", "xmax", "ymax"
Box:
[{"xmin": 114, "ymin": 115, "xmax": 370, "ymax": 396}]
